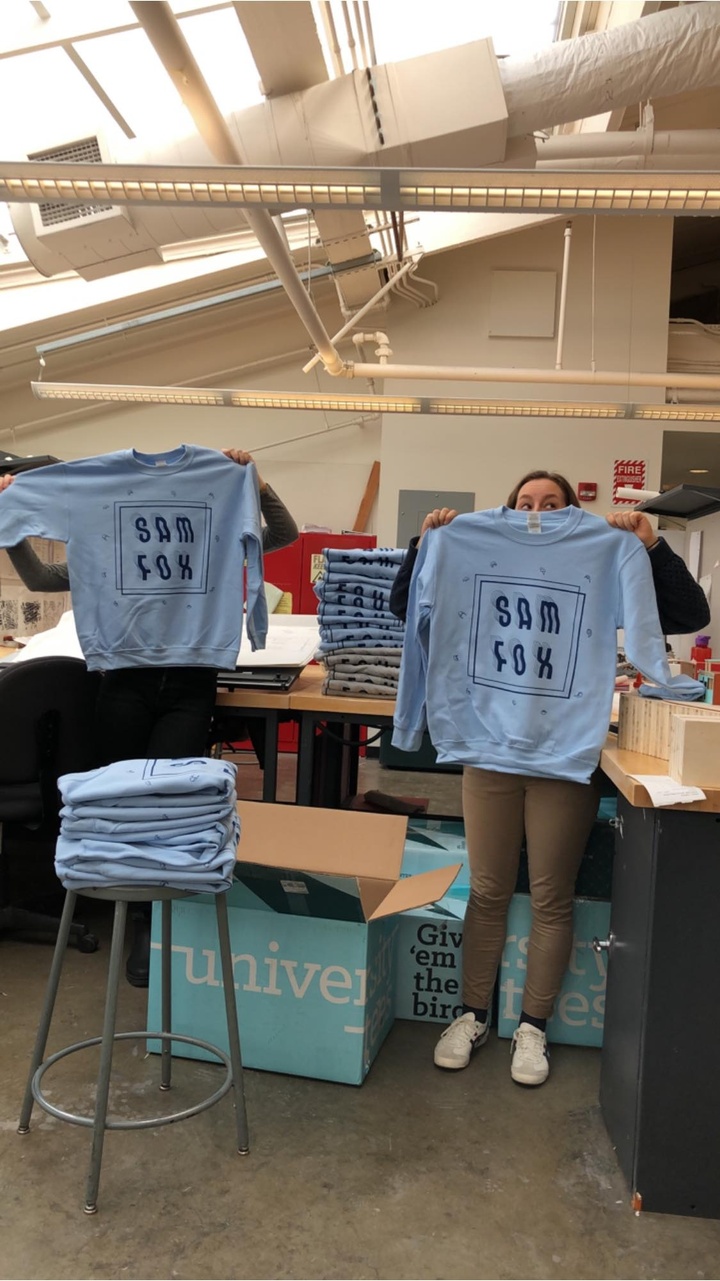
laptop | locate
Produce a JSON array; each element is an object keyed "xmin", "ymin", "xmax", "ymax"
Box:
[{"xmin": 215, "ymin": 665, "xmax": 303, "ymax": 691}]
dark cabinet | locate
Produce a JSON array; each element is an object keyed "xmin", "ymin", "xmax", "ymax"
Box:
[{"xmin": 600, "ymin": 796, "xmax": 720, "ymax": 1217}]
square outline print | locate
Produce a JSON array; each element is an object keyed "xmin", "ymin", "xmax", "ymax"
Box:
[
  {"xmin": 114, "ymin": 501, "xmax": 212, "ymax": 595},
  {"xmin": 468, "ymin": 574, "xmax": 586, "ymax": 699}
]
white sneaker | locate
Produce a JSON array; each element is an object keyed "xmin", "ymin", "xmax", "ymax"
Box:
[
  {"xmin": 510, "ymin": 1022, "xmax": 550, "ymax": 1086},
  {"xmin": 434, "ymin": 1011, "xmax": 489, "ymax": 1070}
]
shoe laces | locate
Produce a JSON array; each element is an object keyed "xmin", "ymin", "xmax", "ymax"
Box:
[
  {"xmin": 442, "ymin": 1015, "xmax": 480, "ymax": 1047},
  {"xmin": 514, "ymin": 1025, "xmax": 545, "ymax": 1060}
]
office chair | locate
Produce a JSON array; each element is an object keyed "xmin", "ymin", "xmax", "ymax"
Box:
[{"xmin": 0, "ymin": 656, "xmax": 102, "ymax": 950}]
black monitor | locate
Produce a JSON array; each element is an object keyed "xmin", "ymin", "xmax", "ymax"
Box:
[
  {"xmin": 1, "ymin": 453, "xmax": 62, "ymax": 476},
  {"xmin": 635, "ymin": 484, "xmax": 720, "ymax": 521}
]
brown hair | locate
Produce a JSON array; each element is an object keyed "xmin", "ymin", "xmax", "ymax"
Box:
[{"xmin": 505, "ymin": 470, "xmax": 580, "ymax": 510}]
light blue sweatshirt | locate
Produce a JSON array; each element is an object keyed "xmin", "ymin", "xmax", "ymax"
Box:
[
  {"xmin": 392, "ymin": 507, "xmax": 705, "ymax": 784},
  {"xmin": 0, "ymin": 446, "xmax": 267, "ymax": 670}
]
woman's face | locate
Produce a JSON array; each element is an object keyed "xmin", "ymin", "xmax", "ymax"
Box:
[{"xmin": 513, "ymin": 479, "xmax": 567, "ymax": 512}]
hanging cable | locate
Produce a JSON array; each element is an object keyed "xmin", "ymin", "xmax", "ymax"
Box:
[{"xmin": 591, "ymin": 216, "xmax": 597, "ymax": 373}]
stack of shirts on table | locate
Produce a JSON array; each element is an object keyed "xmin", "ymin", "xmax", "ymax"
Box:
[
  {"xmin": 314, "ymin": 547, "xmax": 406, "ymax": 698},
  {"xmin": 55, "ymin": 757, "xmax": 240, "ymax": 895}
]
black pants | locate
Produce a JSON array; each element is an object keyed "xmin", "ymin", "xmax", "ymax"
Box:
[
  {"xmin": 95, "ymin": 666, "xmax": 218, "ymax": 765},
  {"xmin": 94, "ymin": 666, "xmax": 219, "ymax": 951}
]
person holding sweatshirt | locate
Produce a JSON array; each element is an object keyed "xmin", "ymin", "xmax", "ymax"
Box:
[
  {"xmin": 0, "ymin": 448, "xmax": 298, "ymax": 591},
  {"xmin": 389, "ymin": 481, "xmax": 711, "ymax": 637},
  {"xmin": 390, "ymin": 470, "xmax": 706, "ymax": 1087},
  {"xmin": 0, "ymin": 446, "xmax": 298, "ymax": 986}
]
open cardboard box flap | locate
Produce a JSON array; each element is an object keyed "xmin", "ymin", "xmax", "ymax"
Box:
[{"xmin": 236, "ymin": 800, "xmax": 461, "ymax": 920}]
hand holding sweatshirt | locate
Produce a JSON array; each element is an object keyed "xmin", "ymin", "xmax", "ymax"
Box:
[{"xmin": 392, "ymin": 506, "xmax": 704, "ymax": 784}]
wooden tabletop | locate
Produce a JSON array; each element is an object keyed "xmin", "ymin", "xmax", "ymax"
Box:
[
  {"xmin": 214, "ymin": 664, "xmax": 397, "ymax": 717},
  {"xmin": 288, "ymin": 663, "xmax": 396, "ymax": 717},
  {"xmin": 601, "ymin": 743, "xmax": 720, "ymax": 813}
]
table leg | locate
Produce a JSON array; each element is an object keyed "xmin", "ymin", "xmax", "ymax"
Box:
[
  {"xmin": 262, "ymin": 710, "xmax": 279, "ymax": 803},
  {"xmin": 296, "ymin": 714, "xmax": 316, "ymax": 806}
]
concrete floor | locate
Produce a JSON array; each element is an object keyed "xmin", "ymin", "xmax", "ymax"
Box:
[{"xmin": 3, "ymin": 755, "xmax": 720, "ymax": 1280}]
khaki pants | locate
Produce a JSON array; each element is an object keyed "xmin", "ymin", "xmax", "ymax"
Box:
[{"xmin": 461, "ymin": 765, "xmax": 600, "ymax": 1019}]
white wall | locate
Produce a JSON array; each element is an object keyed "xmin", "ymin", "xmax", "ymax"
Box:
[
  {"xmin": 7, "ymin": 212, "xmax": 720, "ymax": 551},
  {"xmin": 377, "ymin": 216, "xmax": 679, "ymax": 542}
]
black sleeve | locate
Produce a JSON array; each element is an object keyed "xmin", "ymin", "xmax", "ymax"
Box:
[
  {"xmin": 649, "ymin": 537, "xmax": 711, "ymax": 635},
  {"xmin": 389, "ymin": 538, "xmax": 419, "ymax": 621},
  {"xmin": 5, "ymin": 541, "xmax": 70, "ymax": 592},
  {"xmin": 260, "ymin": 483, "xmax": 299, "ymax": 555}
]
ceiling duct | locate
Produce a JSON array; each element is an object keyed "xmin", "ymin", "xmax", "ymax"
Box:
[{"xmin": 7, "ymin": 2, "xmax": 720, "ymax": 282}]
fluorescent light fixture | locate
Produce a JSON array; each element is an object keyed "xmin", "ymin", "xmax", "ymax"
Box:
[
  {"xmin": 689, "ymin": 468, "xmax": 710, "ymax": 474},
  {"xmin": 30, "ymin": 380, "xmax": 720, "ymax": 421},
  {"xmin": 3, "ymin": 162, "xmax": 720, "ymax": 215},
  {"xmin": 634, "ymin": 405, "xmax": 720, "ymax": 422}
]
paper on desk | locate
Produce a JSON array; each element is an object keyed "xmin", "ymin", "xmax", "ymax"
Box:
[
  {"xmin": 7, "ymin": 610, "xmax": 320, "ymax": 669},
  {"xmin": 7, "ymin": 609, "xmax": 83, "ymax": 662},
  {"xmin": 630, "ymin": 774, "xmax": 706, "ymax": 806},
  {"xmin": 234, "ymin": 616, "xmax": 319, "ymax": 668}
]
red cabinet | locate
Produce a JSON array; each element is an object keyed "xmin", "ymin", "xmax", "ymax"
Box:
[{"xmin": 264, "ymin": 531, "xmax": 377, "ymax": 615}]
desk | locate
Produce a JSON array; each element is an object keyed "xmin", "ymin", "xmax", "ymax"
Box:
[
  {"xmin": 290, "ymin": 666, "xmax": 396, "ymax": 806},
  {"xmin": 214, "ymin": 667, "xmax": 397, "ymax": 806},
  {"xmin": 214, "ymin": 684, "xmax": 295, "ymax": 803},
  {"xmin": 598, "ymin": 745, "xmax": 720, "ymax": 1218}
]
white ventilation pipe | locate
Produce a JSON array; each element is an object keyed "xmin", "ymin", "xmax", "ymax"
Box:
[
  {"xmin": 499, "ymin": 2, "xmax": 720, "ymax": 137},
  {"xmin": 337, "ymin": 363, "xmax": 720, "ymax": 392},
  {"xmin": 502, "ymin": 129, "xmax": 720, "ymax": 169},
  {"xmin": 536, "ymin": 130, "xmax": 720, "ymax": 162},
  {"xmin": 129, "ymin": 1, "xmax": 345, "ymax": 376},
  {"xmin": 534, "ymin": 153, "xmax": 720, "ymax": 172},
  {"xmin": 666, "ymin": 391, "xmax": 720, "ymax": 405},
  {"xmin": 555, "ymin": 222, "xmax": 573, "ymax": 371}
]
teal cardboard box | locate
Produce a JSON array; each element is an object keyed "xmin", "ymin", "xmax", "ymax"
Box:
[
  {"xmin": 148, "ymin": 802, "xmax": 462, "ymax": 1085},
  {"xmin": 400, "ymin": 818, "xmax": 469, "ymax": 889},
  {"xmin": 497, "ymin": 894, "xmax": 611, "ymax": 1047},
  {"xmin": 395, "ymin": 819, "xmax": 469, "ymax": 1023},
  {"xmin": 394, "ymin": 894, "xmax": 467, "ymax": 1022}
]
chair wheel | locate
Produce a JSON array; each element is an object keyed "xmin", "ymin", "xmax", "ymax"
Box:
[{"xmin": 77, "ymin": 933, "xmax": 100, "ymax": 954}]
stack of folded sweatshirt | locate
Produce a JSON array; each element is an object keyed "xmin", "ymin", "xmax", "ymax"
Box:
[
  {"xmin": 55, "ymin": 757, "xmax": 240, "ymax": 895},
  {"xmin": 314, "ymin": 547, "xmax": 406, "ymax": 697}
]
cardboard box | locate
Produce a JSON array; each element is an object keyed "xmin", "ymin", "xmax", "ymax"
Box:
[
  {"xmin": 394, "ymin": 894, "xmax": 467, "ymax": 1022},
  {"xmin": 668, "ymin": 715, "xmax": 720, "ymax": 788},
  {"xmin": 497, "ymin": 895, "xmax": 611, "ymax": 1047},
  {"xmin": 147, "ymin": 802, "xmax": 461, "ymax": 1085},
  {"xmin": 400, "ymin": 817, "xmax": 469, "ymax": 889},
  {"xmin": 394, "ymin": 818, "xmax": 469, "ymax": 1023},
  {"xmin": 617, "ymin": 691, "xmax": 720, "ymax": 758}
]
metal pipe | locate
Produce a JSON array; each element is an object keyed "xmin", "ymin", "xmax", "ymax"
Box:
[
  {"xmin": 319, "ymin": 1, "xmax": 345, "ymax": 76},
  {"xmin": 129, "ymin": 1, "xmax": 345, "ymax": 375},
  {"xmin": 341, "ymin": 1, "xmax": 359, "ymax": 70},
  {"xmin": 555, "ymin": 222, "xmax": 573, "ymax": 370},
  {"xmin": 362, "ymin": 0, "xmax": 377, "ymax": 66},
  {"xmin": 536, "ymin": 129, "xmax": 720, "ymax": 161},
  {"xmin": 338, "ymin": 363, "xmax": 720, "ymax": 392},
  {"xmin": 666, "ymin": 391, "xmax": 720, "ymax": 405},
  {"xmin": 302, "ymin": 256, "xmax": 418, "ymax": 372},
  {"xmin": 353, "ymin": 1, "xmax": 369, "ymax": 68},
  {"xmin": 248, "ymin": 415, "xmax": 379, "ymax": 454}
]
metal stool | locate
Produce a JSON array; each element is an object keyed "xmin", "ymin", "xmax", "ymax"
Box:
[{"xmin": 18, "ymin": 884, "xmax": 248, "ymax": 1214}]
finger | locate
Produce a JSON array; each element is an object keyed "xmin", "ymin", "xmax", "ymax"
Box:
[{"xmin": 443, "ymin": 509, "xmax": 459, "ymax": 525}]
